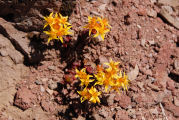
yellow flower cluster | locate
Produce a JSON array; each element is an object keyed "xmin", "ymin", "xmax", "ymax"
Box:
[
  {"xmin": 43, "ymin": 12, "xmax": 72, "ymax": 43},
  {"xmin": 95, "ymin": 59, "xmax": 129, "ymax": 93},
  {"xmin": 75, "ymin": 68, "xmax": 94, "ymax": 86},
  {"xmin": 84, "ymin": 16, "xmax": 111, "ymax": 40},
  {"xmin": 77, "ymin": 87, "xmax": 101, "ymax": 103},
  {"xmin": 75, "ymin": 68, "xmax": 101, "ymax": 103},
  {"xmin": 76, "ymin": 59, "xmax": 129, "ymax": 103}
]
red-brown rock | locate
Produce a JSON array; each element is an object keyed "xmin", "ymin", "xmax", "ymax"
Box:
[
  {"xmin": 41, "ymin": 100, "xmax": 55, "ymax": 112},
  {"xmin": 163, "ymin": 100, "xmax": 179, "ymax": 117},
  {"xmin": 14, "ymin": 87, "xmax": 36, "ymax": 110},
  {"xmin": 166, "ymin": 79, "xmax": 175, "ymax": 91},
  {"xmin": 115, "ymin": 94, "xmax": 131, "ymax": 109},
  {"xmin": 0, "ymin": 18, "xmax": 43, "ymax": 63},
  {"xmin": 137, "ymin": 7, "xmax": 147, "ymax": 16},
  {"xmin": 115, "ymin": 110, "xmax": 129, "ymax": 120}
]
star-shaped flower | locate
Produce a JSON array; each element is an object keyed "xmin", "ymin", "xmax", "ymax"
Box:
[
  {"xmin": 75, "ymin": 68, "xmax": 94, "ymax": 86},
  {"xmin": 43, "ymin": 12, "xmax": 72, "ymax": 44},
  {"xmin": 89, "ymin": 87, "xmax": 101, "ymax": 103},
  {"xmin": 58, "ymin": 13, "xmax": 71, "ymax": 26},
  {"xmin": 83, "ymin": 16, "xmax": 99, "ymax": 36},
  {"xmin": 43, "ymin": 28, "xmax": 58, "ymax": 43},
  {"xmin": 104, "ymin": 59, "xmax": 120, "ymax": 73},
  {"xmin": 43, "ymin": 12, "xmax": 54, "ymax": 29},
  {"xmin": 93, "ymin": 25, "xmax": 110, "ymax": 40},
  {"xmin": 84, "ymin": 16, "xmax": 111, "ymax": 40},
  {"xmin": 77, "ymin": 87, "xmax": 91, "ymax": 103},
  {"xmin": 56, "ymin": 25, "xmax": 72, "ymax": 43}
]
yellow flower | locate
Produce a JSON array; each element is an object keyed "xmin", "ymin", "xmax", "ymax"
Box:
[
  {"xmin": 94, "ymin": 65, "xmax": 105, "ymax": 86},
  {"xmin": 95, "ymin": 61, "xmax": 120, "ymax": 92},
  {"xmin": 43, "ymin": 12, "xmax": 54, "ymax": 29},
  {"xmin": 51, "ymin": 22, "xmax": 61, "ymax": 30},
  {"xmin": 94, "ymin": 71, "xmax": 105, "ymax": 86},
  {"xmin": 84, "ymin": 16, "xmax": 99, "ymax": 36},
  {"xmin": 79, "ymin": 75, "xmax": 94, "ymax": 86},
  {"xmin": 75, "ymin": 68, "xmax": 87, "ymax": 79},
  {"xmin": 44, "ymin": 28, "xmax": 58, "ymax": 43},
  {"xmin": 51, "ymin": 14, "xmax": 61, "ymax": 30},
  {"xmin": 103, "ymin": 73, "xmax": 113, "ymax": 92},
  {"xmin": 97, "ymin": 65, "xmax": 104, "ymax": 72},
  {"xmin": 58, "ymin": 13, "xmax": 71, "ymax": 26},
  {"xmin": 84, "ymin": 16, "xmax": 111, "ymax": 40},
  {"xmin": 110, "ymin": 71, "xmax": 123, "ymax": 93},
  {"xmin": 77, "ymin": 87, "xmax": 91, "ymax": 103},
  {"xmin": 104, "ymin": 59, "xmax": 120, "ymax": 72},
  {"xmin": 43, "ymin": 12, "xmax": 72, "ymax": 44},
  {"xmin": 102, "ymin": 59, "xmax": 120, "ymax": 84},
  {"xmin": 97, "ymin": 17, "xmax": 111, "ymax": 28},
  {"xmin": 112, "ymin": 71, "xmax": 129, "ymax": 91},
  {"xmin": 93, "ymin": 17, "xmax": 111, "ymax": 40},
  {"xmin": 120, "ymin": 72, "xmax": 129, "ymax": 90},
  {"xmin": 89, "ymin": 87, "xmax": 101, "ymax": 103},
  {"xmin": 95, "ymin": 70, "xmax": 113, "ymax": 92},
  {"xmin": 95, "ymin": 70, "xmax": 114, "ymax": 92},
  {"xmin": 93, "ymin": 25, "xmax": 110, "ymax": 40},
  {"xmin": 75, "ymin": 68, "xmax": 94, "ymax": 86},
  {"xmin": 56, "ymin": 25, "xmax": 72, "ymax": 43},
  {"xmin": 78, "ymin": 87, "xmax": 101, "ymax": 103}
]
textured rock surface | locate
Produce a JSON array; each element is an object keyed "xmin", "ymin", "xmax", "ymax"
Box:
[
  {"xmin": 0, "ymin": 34, "xmax": 28, "ymax": 92},
  {"xmin": 14, "ymin": 87, "xmax": 36, "ymax": 110},
  {"xmin": 0, "ymin": 0, "xmax": 61, "ymax": 32},
  {"xmin": 0, "ymin": 18, "xmax": 43, "ymax": 63},
  {"xmin": 0, "ymin": 0, "xmax": 179, "ymax": 119},
  {"xmin": 0, "ymin": 34, "xmax": 32, "ymax": 119}
]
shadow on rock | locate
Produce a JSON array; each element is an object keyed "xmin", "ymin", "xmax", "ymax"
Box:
[
  {"xmin": 54, "ymin": 82, "xmax": 97, "ymax": 120},
  {"xmin": 60, "ymin": 0, "xmax": 77, "ymax": 17}
]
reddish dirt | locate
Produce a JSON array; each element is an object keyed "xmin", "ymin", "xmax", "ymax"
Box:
[{"xmin": 0, "ymin": 0, "xmax": 179, "ymax": 120}]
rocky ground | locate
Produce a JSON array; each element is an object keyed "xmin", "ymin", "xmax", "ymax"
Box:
[{"xmin": 0, "ymin": 0, "xmax": 179, "ymax": 120}]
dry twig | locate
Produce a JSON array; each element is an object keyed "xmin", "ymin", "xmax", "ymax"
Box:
[{"xmin": 159, "ymin": 102, "xmax": 168, "ymax": 120}]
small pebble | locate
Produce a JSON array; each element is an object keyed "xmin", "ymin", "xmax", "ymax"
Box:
[
  {"xmin": 149, "ymin": 77, "xmax": 156, "ymax": 83},
  {"xmin": 137, "ymin": 24, "xmax": 141, "ymax": 29},
  {"xmin": 147, "ymin": 9, "xmax": 157, "ymax": 18},
  {"xmin": 154, "ymin": 28, "xmax": 159, "ymax": 32},
  {"xmin": 40, "ymin": 85, "xmax": 45, "ymax": 92},
  {"xmin": 41, "ymin": 78, "xmax": 48, "ymax": 82},
  {"xmin": 35, "ymin": 80, "xmax": 43, "ymax": 85},
  {"xmin": 48, "ymin": 66, "xmax": 56, "ymax": 70},
  {"xmin": 107, "ymin": 94, "xmax": 115, "ymax": 106},
  {"xmin": 140, "ymin": 39, "xmax": 146, "ymax": 47},
  {"xmin": 48, "ymin": 83, "xmax": 58, "ymax": 90},
  {"xmin": 127, "ymin": 109, "xmax": 136, "ymax": 119},
  {"xmin": 148, "ymin": 40, "xmax": 155, "ymax": 45},
  {"xmin": 174, "ymin": 59, "xmax": 179, "ymax": 70},
  {"xmin": 0, "ymin": 49, "xmax": 8, "ymax": 57},
  {"xmin": 150, "ymin": 0, "xmax": 156, "ymax": 4},
  {"xmin": 90, "ymin": 11, "xmax": 100, "ymax": 16},
  {"xmin": 148, "ymin": 53, "xmax": 153, "ymax": 58},
  {"xmin": 174, "ymin": 96, "xmax": 179, "ymax": 107},
  {"xmin": 149, "ymin": 108, "xmax": 158, "ymax": 115},
  {"xmin": 46, "ymin": 88, "xmax": 53, "ymax": 95},
  {"xmin": 53, "ymin": 76, "xmax": 61, "ymax": 81}
]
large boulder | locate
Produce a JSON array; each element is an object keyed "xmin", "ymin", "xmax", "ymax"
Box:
[{"xmin": 0, "ymin": 18, "xmax": 43, "ymax": 63}]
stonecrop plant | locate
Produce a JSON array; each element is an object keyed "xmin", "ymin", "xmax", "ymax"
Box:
[
  {"xmin": 76, "ymin": 59, "xmax": 129, "ymax": 103},
  {"xmin": 84, "ymin": 16, "xmax": 111, "ymax": 40},
  {"xmin": 43, "ymin": 12, "xmax": 72, "ymax": 43},
  {"xmin": 43, "ymin": 13, "xmax": 111, "ymax": 44},
  {"xmin": 75, "ymin": 68, "xmax": 101, "ymax": 103},
  {"xmin": 42, "ymin": 12, "xmax": 127, "ymax": 104}
]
